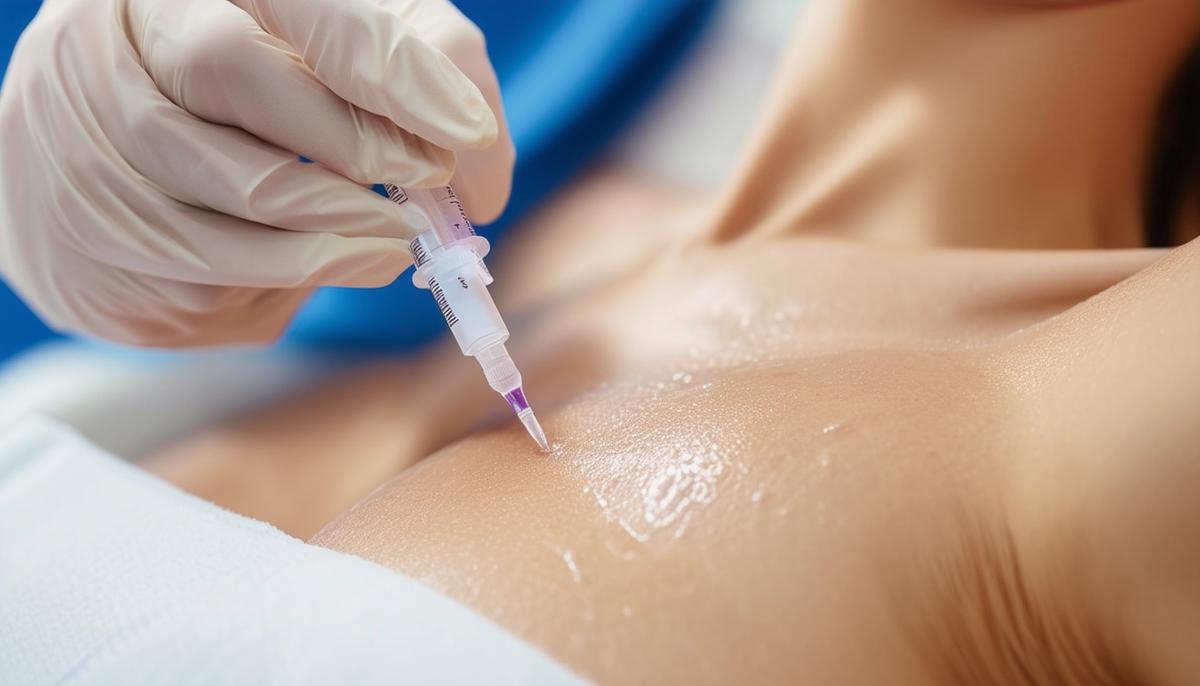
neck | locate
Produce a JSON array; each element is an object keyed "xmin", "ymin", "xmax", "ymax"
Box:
[{"xmin": 709, "ymin": 0, "xmax": 1200, "ymax": 250}]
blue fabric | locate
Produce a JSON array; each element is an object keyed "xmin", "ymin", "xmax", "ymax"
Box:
[
  {"xmin": 0, "ymin": 0, "xmax": 716, "ymax": 361},
  {"xmin": 0, "ymin": 1, "xmax": 58, "ymax": 362}
]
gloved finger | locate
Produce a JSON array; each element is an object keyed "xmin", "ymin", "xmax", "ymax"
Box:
[
  {"xmin": 227, "ymin": 0, "xmax": 498, "ymax": 152},
  {"xmin": 128, "ymin": 285, "xmax": 311, "ymax": 347},
  {"xmin": 119, "ymin": 281, "xmax": 312, "ymax": 347},
  {"xmin": 103, "ymin": 76, "xmax": 436, "ymax": 240},
  {"xmin": 69, "ymin": 188, "xmax": 417, "ymax": 290},
  {"xmin": 44, "ymin": 135, "xmax": 417, "ymax": 289},
  {"xmin": 385, "ymin": 0, "xmax": 517, "ymax": 222},
  {"xmin": 445, "ymin": 68, "xmax": 515, "ymax": 224},
  {"xmin": 71, "ymin": 267, "xmax": 314, "ymax": 348},
  {"xmin": 7, "ymin": 228, "xmax": 316, "ymax": 347},
  {"xmin": 127, "ymin": 0, "xmax": 455, "ymax": 186}
]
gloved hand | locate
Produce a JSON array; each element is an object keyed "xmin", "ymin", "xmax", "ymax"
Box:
[{"xmin": 0, "ymin": 0, "xmax": 514, "ymax": 346}]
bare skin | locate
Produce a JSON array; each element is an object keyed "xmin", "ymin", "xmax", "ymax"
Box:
[{"xmin": 147, "ymin": 0, "xmax": 1200, "ymax": 683}]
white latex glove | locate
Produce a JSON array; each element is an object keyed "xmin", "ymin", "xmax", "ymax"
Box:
[{"xmin": 0, "ymin": 0, "xmax": 514, "ymax": 347}]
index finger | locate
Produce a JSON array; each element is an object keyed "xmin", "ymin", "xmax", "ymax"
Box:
[{"xmin": 228, "ymin": 0, "xmax": 498, "ymax": 152}]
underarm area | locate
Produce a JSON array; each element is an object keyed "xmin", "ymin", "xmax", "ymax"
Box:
[
  {"xmin": 311, "ymin": 352, "xmax": 1084, "ymax": 684},
  {"xmin": 901, "ymin": 507, "xmax": 1140, "ymax": 686}
]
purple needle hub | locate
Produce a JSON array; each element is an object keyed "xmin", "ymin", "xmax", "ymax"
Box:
[{"xmin": 503, "ymin": 387, "xmax": 531, "ymax": 415}]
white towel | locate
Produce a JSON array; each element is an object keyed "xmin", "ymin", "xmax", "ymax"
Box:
[
  {"xmin": 0, "ymin": 414, "xmax": 585, "ymax": 686},
  {"xmin": 0, "ymin": 342, "xmax": 341, "ymax": 458}
]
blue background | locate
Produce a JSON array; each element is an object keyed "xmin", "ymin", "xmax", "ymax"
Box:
[
  {"xmin": 0, "ymin": 0, "xmax": 714, "ymax": 361},
  {"xmin": 0, "ymin": 1, "xmax": 49, "ymax": 361}
]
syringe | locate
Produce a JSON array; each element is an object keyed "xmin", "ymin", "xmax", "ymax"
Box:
[{"xmin": 383, "ymin": 184, "xmax": 548, "ymax": 451}]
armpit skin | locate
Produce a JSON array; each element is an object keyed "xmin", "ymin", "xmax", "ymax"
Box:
[
  {"xmin": 312, "ymin": 344, "xmax": 1124, "ymax": 685},
  {"xmin": 898, "ymin": 507, "xmax": 1139, "ymax": 686},
  {"xmin": 303, "ymin": 235, "xmax": 1200, "ymax": 685}
]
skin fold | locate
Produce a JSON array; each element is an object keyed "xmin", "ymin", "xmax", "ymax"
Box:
[{"xmin": 146, "ymin": 0, "xmax": 1200, "ymax": 683}]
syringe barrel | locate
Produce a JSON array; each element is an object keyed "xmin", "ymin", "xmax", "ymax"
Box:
[
  {"xmin": 399, "ymin": 184, "xmax": 493, "ymax": 284},
  {"xmin": 404, "ymin": 186, "xmax": 476, "ymax": 243},
  {"xmin": 422, "ymin": 245, "xmax": 508, "ymax": 356},
  {"xmin": 388, "ymin": 183, "xmax": 508, "ymax": 357}
]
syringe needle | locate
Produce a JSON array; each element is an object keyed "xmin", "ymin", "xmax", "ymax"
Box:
[
  {"xmin": 503, "ymin": 387, "xmax": 550, "ymax": 451},
  {"xmin": 518, "ymin": 409, "xmax": 550, "ymax": 452}
]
